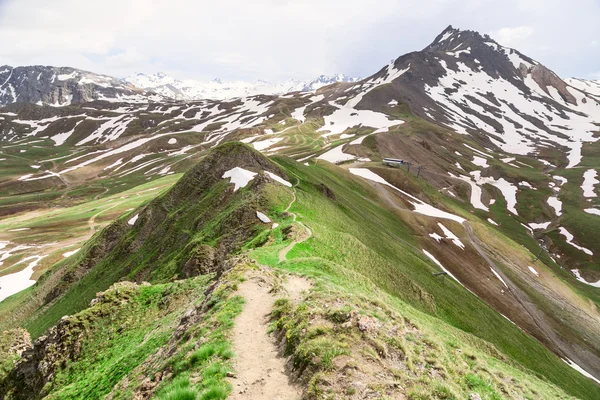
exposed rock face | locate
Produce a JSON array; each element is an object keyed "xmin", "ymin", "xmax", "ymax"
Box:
[
  {"xmin": 529, "ymin": 64, "xmax": 577, "ymax": 105},
  {"xmin": 181, "ymin": 244, "xmax": 217, "ymax": 278},
  {"xmin": 0, "ymin": 314, "xmax": 87, "ymax": 399},
  {"xmin": 0, "ymin": 328, "xmax": 33, "ymax": 379},
  {"xmin": 0, "ymin": 329, "xmax": 32, "ymax": 359},
  {"xmin": 0, "ymin": 65, "xmax": 160, "ymax": 106},
  {"xmin": 0, "ymin": 282, "xmax": 143, "ymax": 399}
]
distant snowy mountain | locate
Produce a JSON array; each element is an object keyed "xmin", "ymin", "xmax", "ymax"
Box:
[
  {"xmin": 300, "ymin": 74, "xmax": 361, "ymax": 91},
  {"xmin": 0, "ymin": 65, "xmax": 161, "ymax": 106},
  {"xmin": 123, "ymin": 73, "xmax": 360, "ymax": 100}
]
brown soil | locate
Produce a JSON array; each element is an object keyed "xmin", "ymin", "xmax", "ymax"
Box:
[
  {"xmin": 228, "ymin": 271, "xmax": 305, "ymax": 399},
  {"xmin": 278, "ymin": 188, "xmax": 312, "ymax": 262}
]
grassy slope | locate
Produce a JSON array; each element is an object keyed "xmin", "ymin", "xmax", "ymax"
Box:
[
  {"xmin": 250, "ymin": 157, "xmax": 600, "ymax": 399},
  {"xmin": 8, "ymin": 144, "xmax": 284, "ymax": 337},
  {"xmin": 0, "ymin": 175, "xmax": 182, "ymax": 332},
  {"xmin": 2, "ymin": 270, "xmax": 245, "ymax": 400},
  {"xmin": 1, "ymin": 143, "xmax": 598, "ymax": 398}
]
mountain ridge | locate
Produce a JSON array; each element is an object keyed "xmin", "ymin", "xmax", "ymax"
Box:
[
  {"xmin": 0, "ymin": 65, "xmax": 162, "ymax": 106},
  {"xmin": 1, "ymin": 25, "xmax": 600, "ymax": 398},
  {"xmin": 122, "ymin": 72, "xmax": 361, "ymax": 100}
]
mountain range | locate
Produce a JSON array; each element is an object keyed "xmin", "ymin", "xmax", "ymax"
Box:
[
  {"xmin": 123, "ymin": 72, "xmax": 361, "ymax": 100},
  {"xmin": 0, "ymin": 25, "xmax": 599, "ymax": 400},
  {"xmin": 0, "ymin": 65, "xmax": 360, "ymax": 105}
]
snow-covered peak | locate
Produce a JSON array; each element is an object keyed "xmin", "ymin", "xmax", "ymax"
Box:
[
  {"xmin": 0, "ymin": 65, "xmax": 159, "ymax": 106},
  {"xmin": 425, "ymin": 25, "xmax": 527, "ymax": 62},
  {"xmin": 122, "ymin": 72, "xmax": 360, "ymax": 101},
  {"xmin": 432, "ymin": 25, "xmax": 461, "ymax": 44},
  {"xmin": 301, "ymin": 74, "xmax": 361, "ymax": 91}
]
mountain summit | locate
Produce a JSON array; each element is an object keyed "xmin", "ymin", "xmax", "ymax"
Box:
[{"xmin": 355, "ymin": 25, "xmax": 599, "ymax": 165}]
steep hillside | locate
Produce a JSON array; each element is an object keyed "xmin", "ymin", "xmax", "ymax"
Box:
[
  {"xmin": 1, "ymin": 25, "xmax": 600, "ymax": 399},
  {"xmin": 1, "ymin": 143, "xmax": 599, "ymax": 399}
]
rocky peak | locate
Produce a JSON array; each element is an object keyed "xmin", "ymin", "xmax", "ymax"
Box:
[
  {"xmin": 423, "ymin": 25, "xmax": 538, "ymax": 74},
  {"xmin": 425, "ymin": 25, "xmax": 494, "ymax": 53}
]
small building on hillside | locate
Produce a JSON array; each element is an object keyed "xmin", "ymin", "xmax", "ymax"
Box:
[{"xmin": 383, "ymin": 158, "xmax": 406, "ymax": 167}]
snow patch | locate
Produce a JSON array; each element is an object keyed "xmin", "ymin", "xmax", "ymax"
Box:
[
  {"xmin": 559, "ymin": 227, "xmax": 593, "ymax": 255},
  {"xmin": 529, "ymin": 222, "xmax": 551, "ymax": 230},
  {"xmin": 571, "ymin": 269, "xmax": 600, "ymax": 288},
  {"xmin": 316, "ymin": 145, "xmax": 356, "ymax": 164},
  {"xmin": 437, "ymin": 223, "xmax": 465, "ymax": 249},
  {"xmin": 422, "ymin": 249, "xmax": 466, "ymax": 287},
  {"xmin": 562, "ymin": 358, "xmax": 600, "ymax": 385},
  {"xmin": 265, "ymin": 171, "xmax": 292, "ymax": 187},
  {"xmin": 581, "ymin": 169, "xmax": 598, "ymax": 198},
  {"xmin": 128, "ymin": 214, "xmax": 139, "ymax": 226},
  {"xmin": 0, "ymin": 255, "xmax": 46, "ymax": 302},
  {"xmin": 547, "ymin": 196, "xmax": 562, "ymax": 216},
  {"xmin": 252, "ymin": 137, "xmax": 283, "ymax": 151},
  {"xmin": 491, "ymin": 268, "xmax": 508, "ymax": 288},
  {"xmin": 472, "ymin": 156, "xmax": 489, "ymax": 167},
  {"xmin": 256, "ymin": 211, "xmax": 271, "ymax": 223},
  {"xmin": 222, "ymin": 167, "xmax": 257, "ymax": 191},
  {"xmin": 349, "ymin": 168, "xmax": 465, "ymax": 223},
  {"xmin": 62, "ymin": 248, "xmax": 80, "ymax": 258}
]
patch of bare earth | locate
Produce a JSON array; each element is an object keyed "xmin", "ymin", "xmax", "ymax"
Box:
[{"xmin": 229, "ymin": 271, "xmax": 310, "ymax": 399}]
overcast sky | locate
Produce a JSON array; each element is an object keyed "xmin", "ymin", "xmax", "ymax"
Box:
[{"xmin": 1, "ymin": 0, "xmax": 598, "ymax": 82}]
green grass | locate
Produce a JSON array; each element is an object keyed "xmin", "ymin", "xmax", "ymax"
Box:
[
  {"xmin": 2, "ymin": 142, "xmax": 599, "ymax": 399},
  {"xmin": 268, "ymin": 257, "xmax": 576, "ymax": 399},
  {"xmin": 5, "ymin": 266, "xmax": 245, "ymax": 400},
  {"xmin": 34, "ymin": 278, "xmax": 209, "ymax": 399},
  {"xmin": 248, "ymin": 156, "xmax": 600, "ymax": 399}
]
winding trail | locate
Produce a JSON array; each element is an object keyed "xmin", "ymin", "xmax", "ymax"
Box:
[
  {"xmin": 87, "ymin": 201, "xmax": 125, "ymax": 235},
  {"xmin": 278, "ymin": 186, "xmax": 312, "ymax": 262},
  {"xmin": 229, "ymin": 273, "xmax": 302, "ymax": 400}
]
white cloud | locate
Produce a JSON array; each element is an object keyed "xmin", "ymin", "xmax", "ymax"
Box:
[
  {"xmin": 104, "ymin": 50, "xmax": 150, "ymax": 74},
  {"xmin": 490, "ymin": 26, "xmax": 534, "ymax": 47},
  {"xmin": 0, "ymin": 0, "xmax": 598, "ymax": 81}
]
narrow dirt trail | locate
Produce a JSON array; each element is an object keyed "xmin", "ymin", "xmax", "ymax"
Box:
[
  {"xmin": 278, "ymin": 188, "xmax": 312, "ymax": 262},
  {"xmin": 229, "ymin": 273, "xmax": 302, "ymax": 400},
  {"xmin": 87, "ymin": 201, "xmax": 125, "ymax": 235}
]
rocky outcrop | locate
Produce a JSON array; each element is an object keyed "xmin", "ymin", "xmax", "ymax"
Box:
[
  {"xmin": 0, "ymin": 328, "xmax": 32, "ymax": 381},
  {"xmin": 530, "ymin": 64, "xmax": 577, "ymax": 105},
  {"xmin": 0, "ymin": 282, "xmax": 144, "ymax": 399}
]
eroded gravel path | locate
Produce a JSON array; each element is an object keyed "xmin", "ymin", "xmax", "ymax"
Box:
[{"xmin": 229, "ymin": 273, "xmax": 303, "ymax": 400}]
